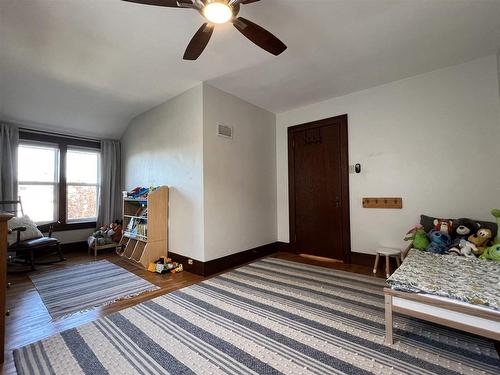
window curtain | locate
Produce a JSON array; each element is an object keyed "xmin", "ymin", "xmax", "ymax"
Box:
[
  {"xmin": 98, "ymin": 140, "xmax": 121, "ymax": 226},
  {"xmin": 0, "ymin": 123, "xmax": 19, "ymax": 203}
]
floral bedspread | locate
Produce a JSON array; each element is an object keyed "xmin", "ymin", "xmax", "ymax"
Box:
[{"xmin": 387, "ymin": 249, "xmax": 500, "ymax": 310}]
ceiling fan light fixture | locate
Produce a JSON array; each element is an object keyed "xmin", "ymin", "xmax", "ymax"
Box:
[{"xmin": 203, "ymin": 2, "xmax": 233, "ymax": 24}]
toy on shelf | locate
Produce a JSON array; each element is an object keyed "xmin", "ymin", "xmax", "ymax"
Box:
[
  {"xmin": 120, "ymin": 186, "xmax": 169, "ymax": 269},
  {"xmin": 125, "ymin": 186, "xmax": 161, "ymax": 200},
  {"xmin": 426, "ymin": 230, "xmax": 451, "ymax": 254},
  {"xmin": 404, "ymin": 224, "xmax": 429, "ymax": 250},
  {"xmin": 88, "ymin": 220, "xmax": 123, "ymax": 258},
  {"xmin": 480, "ymin": 244, "xmax": 500, "ymax": 261},
  {"xmin": 468, "ymin": 228, "xmax": 492, "ymax": 256},
  {"xmin": 492, "ymin": 209, "xmax": 500, "ymax": 245}
]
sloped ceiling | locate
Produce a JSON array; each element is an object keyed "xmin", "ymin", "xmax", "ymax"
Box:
[{"xmin": 1, "ymin": 0, "xmax": 500, "ymax": 138}]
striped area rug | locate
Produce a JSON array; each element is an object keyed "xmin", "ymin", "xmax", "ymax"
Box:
[
  {"xmin": 30, "ymin": 260, "xmax": 159, "ymax": 319},
  {"xmin": 16, "ymin": 257, "xmax": 499, "ymax": 374}
]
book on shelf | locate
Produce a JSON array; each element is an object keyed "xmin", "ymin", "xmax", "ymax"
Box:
[
  {"xmin": 136, "ymin": 223, "xmax": 147, "ymax": 237},
  {"xmin": 125, "ymin": 217, "xmax": 148, "ymax": 238}
]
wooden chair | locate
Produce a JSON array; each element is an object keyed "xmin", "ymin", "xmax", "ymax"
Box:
[{"xmin": 1, "ymin": 199, "xmax": 65, "ymax": 271}]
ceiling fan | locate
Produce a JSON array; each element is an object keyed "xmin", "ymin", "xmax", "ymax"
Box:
[{"xmin": 123, "ymin": 0, "xmax": 287, "ymax": 60}]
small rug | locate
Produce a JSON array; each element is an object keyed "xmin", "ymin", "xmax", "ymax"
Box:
[
  {"xmin": 16, "ymin": 258, "xmax": 499, "ymax": 374},
  {"xmin": 30, "ymin": 260, "xmax": 159, "ymax": 319}
]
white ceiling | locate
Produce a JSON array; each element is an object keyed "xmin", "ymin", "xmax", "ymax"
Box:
[{"xmin": 1, "ymin": 0, "xmax": 500, "ymax": 139}]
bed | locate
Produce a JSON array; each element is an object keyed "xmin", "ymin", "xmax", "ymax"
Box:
[{"xmin": 384, "ymin": 249, "xmax": 500, "ymax": 344}]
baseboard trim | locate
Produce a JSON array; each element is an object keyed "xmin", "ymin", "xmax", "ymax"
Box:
[
  {"xmin": 350, "ymin": 252, "xmax": 376, "ymax": 267},
  {"xmin": 167, "ymin": 252, "xmax": 205, "ymax": 276},
  {"xmin": 275, "ymin": 242, "xmax": 380, "ymax": 269},
  {"xmin": 169, "ymin": 242, "xmax": 386, "ymax": 276},
  {"xmin": 60, "ymin": 241, "xmax": 88, "ymax": 253},
  {"xmin": 170, "ymin": 242, "xmax": 281, "ymax": 277},
  {"xmin": 275, "ymin": 241, "xmax": 292, "ymax": 252}
]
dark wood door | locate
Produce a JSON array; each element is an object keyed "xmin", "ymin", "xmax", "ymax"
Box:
[{"xmin": 288, "ymin": 115, "xmax": 350, "ymax": 261}]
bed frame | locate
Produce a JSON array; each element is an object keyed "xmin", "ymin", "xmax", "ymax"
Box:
[{"xmin": 384, "ymin": 287, "xmax": 500, "ymax": 345}]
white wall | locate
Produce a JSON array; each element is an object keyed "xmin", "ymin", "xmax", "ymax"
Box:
[
  {"xmin": 497, "ymin": 49, "xmax": 500, "ymax": 101},
  {"xmin": 54, "ymin": 228, "xmax": 94, "ymax": 244},
  {"xmin": 277, "ymin": 55, "xmax": 500, "ymax": 254},
  {"xmin": 121, "ymin": 85, "xmax": 205, "ymax": 261},
  {"xmin": 120, "ymin": 83, "xmax": 277, "ymax": 262},
  {"xmin": 203, "ymin": 84, "xmax": 277, "ymax": 261}
]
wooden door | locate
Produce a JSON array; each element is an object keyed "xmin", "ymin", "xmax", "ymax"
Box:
[{"xmin": 288, "ymin": 115, "xmax": 350, "ymax": 262}]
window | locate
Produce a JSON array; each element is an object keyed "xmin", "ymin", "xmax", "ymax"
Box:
[
  {"xmin": 17, "ymin": 132, "xmax": 101, "ymax": 229},
  {"xmin": 18, "ymin": 143, "xmax": 59, "ymax": 223},
  {"xmin": 66, "ymin": 148, "xmax": 100, "ymax": 222}
]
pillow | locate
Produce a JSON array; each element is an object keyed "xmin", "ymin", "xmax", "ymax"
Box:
[
  {"xmin": 420, "ymin": 214, "xmax": 498, "ymax": 239},
  {"xmin": 7, "ymin": 215, "xmax": 43, "ymax": 246}
]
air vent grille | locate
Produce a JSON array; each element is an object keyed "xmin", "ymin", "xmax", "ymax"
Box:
[{"xmin": 217, "ymin": 124, "xmax": 233, "ymax": 139}]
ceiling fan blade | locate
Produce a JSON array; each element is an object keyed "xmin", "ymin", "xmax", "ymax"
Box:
[
  {"xmin": 229, "ymin": 0, "xmax": 260, "ymax": 5},
  {"xmin": 233, "ymin": 17, "xmax": 286, "ymax": 56},
  {"xmin": 183, "ymin": 23, "xmax": 214, "ymax": 60},
  {"xmin": 122, "ymin": 0, "xmax": 193, "ymax": 8}
]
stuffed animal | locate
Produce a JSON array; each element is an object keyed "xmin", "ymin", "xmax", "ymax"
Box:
[
  {"xmin": 468, "ymin": 228, "xmax": 492, "ymax": 256},
  {"xmin": 451, "ymin": 218, "xmax": 480, "ymax": 240},
  {"xmin": 492, "ymin": 209, "xmax": 500, "ymax": 245},
  {"xmin": 88, "ymin": 220, "xmax": 123, "ymax": 248},
  {"xmin": 433, "ymin": 218, "xmax": 453, "ymax": 235},
  {"xmin": 110, "ymin": 221, "xmax": 123, "ymax": 243},
  {"xmin": 449, "ymin": 239, "xmax": 477, "ymax": 258},
  {"xmin": 449, "ymin": 218, "xmax": 480, "ymax": 251},
  {"xmin": 404, "ymin": 224, "xmax": 430, "ymax": 250},
  {"xmin": 480, "ymin": 244, "xmax": 500, "ymax": 261},
  {"xmin": 426, "ymin": 230, "xmax": 451, "ymax": 254}
]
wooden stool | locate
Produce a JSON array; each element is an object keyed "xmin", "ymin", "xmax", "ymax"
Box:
[{"xmin": 373, "ymin": 248, "xmax": 402, "ymax": 278}]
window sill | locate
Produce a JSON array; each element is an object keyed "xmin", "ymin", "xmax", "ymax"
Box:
[{"xmin": 38, "ymin": 221, "xmax": 97, "ymax": 233}]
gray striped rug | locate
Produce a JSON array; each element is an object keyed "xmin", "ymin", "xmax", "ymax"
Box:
[
  {"xmin": 30, "ymin": 260, "xmax": 159, "ymax": 319},
  {"xmin": 16, "ymin": 257, "xmax": 499, "ymax": 374}
]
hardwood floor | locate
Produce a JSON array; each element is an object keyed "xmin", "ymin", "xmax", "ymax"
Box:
[{"xmin": 1, "ymin": 250, "xmax": 382, "ymax": 374}]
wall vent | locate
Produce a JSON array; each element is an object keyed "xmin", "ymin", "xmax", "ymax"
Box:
[{"xmin": 217, "ymin": 124, "xmax": 233, "ymax": 139}]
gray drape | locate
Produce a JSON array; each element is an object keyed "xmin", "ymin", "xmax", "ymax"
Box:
[
  {"xmin": 98, "ymin": 140, "xmax": 121, "ymax": 226},
  {"xmin": 0, "ymin": 123, "xmax": 19, "ymax": 202}
]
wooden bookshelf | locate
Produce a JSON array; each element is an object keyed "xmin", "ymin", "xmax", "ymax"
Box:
[{"xmin": 118, "ymin": 186, "xmax": 168, "ymax": 269}]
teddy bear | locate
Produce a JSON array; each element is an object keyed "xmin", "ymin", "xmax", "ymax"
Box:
[
  {"xmin": 449, "ymin": 218, "xmax": 481, "ymax": 251},
  {"xmin": 426, "ymin": 230, "xmax": 451, "ymax": 254},
  {"xmin": 433, "ymin": 218, "xmax": 453, "ymax": 235},
  {"xmin": 451, "ymin": 218, "xmax": 480, "ymax": 240},
  {"xmin": 109, "ymin": 221, "xmax": 123, "ymax": 243},
  {"xmin": 404, "ymin": 224, "xmax": 430, "ymax": 250},
  {"xmin": 468, "ymin": 228, "xmax": 492, "ymax": 256},
  {"xmin": 480, "ymin": 244, "xmax": 500, "ymax": 261}
]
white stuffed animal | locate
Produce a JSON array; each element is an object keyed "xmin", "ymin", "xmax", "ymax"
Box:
[{"xmin": 449, "ymin": 239, "xmax": 477, "ymax": 258}]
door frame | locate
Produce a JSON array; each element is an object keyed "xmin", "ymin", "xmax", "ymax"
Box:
[{"xmin": 287, "ymin": 114, "xmax": 351, "ymax": 263}]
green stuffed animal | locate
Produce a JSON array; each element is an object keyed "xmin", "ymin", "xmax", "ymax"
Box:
[
  {"xmin": 404, "ymin": 224, "xmax": 430, "ymax": 250},
  {"xmin": 491, "ymin": 209, "xmax": 500, "ymax": 245},
  {"xmin": 480, "ymin": 244, "xmax": 500, "ymax": 261}
]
